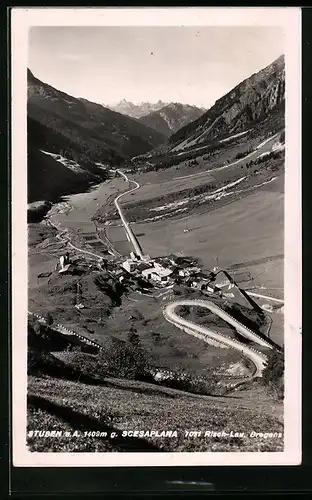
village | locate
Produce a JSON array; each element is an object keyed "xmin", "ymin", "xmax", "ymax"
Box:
[{"xmin": 56, "ymin": 241, "xmax": 239, "ymax": 304}]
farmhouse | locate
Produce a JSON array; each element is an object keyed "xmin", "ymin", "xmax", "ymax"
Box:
[
  {"xmin": 122, "ymin": 259, "xmax": 137, "ymax": 273},
  {"xmin": 142, "ymin": 265, "xmax": 173, "ymax": 283}
]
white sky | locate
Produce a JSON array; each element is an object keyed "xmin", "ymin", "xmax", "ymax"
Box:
[{"xmin": 28, "ymin": 26, "xmax": 284, "ymax": 108}]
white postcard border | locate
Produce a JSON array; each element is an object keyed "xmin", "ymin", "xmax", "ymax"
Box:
[{"xmin": 11, "ymin": 7, "xmax": 302, "ymax": 467}]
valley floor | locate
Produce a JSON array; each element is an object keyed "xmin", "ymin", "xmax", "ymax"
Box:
[{"xmin": 27, "ymin": 131, "xmax": 285, "ymax": 453}]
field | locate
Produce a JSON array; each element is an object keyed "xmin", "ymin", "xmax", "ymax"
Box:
[{"xmin": 129, "ymin": 178, "xmax": 284, "ymax": 290}]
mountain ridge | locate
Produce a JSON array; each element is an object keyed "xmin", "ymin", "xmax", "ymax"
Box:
[
  {"xmin": 27, "ymin": 70, "xmax": 165, "ymax": 158},
  {"xmin": 137, "ymin": 102, "xmax": 206, "ymax": 137},
  {"xmin": 107, "ymin": 99, "xmax": 170, "ymax": 119},
  {"xmin": 167, "ymin": 55, "xmax": 285, "ymax": 151},
  {"xmin": 108, "ymin": 99, "xmax": 205, "ymax": 120},
  {"xmin": 27, "ymin": 70, "xmax": 166, "ymax": 202}
]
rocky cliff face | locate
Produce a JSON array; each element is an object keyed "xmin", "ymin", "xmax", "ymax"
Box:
[{"xmin": 169, "ymin": 55, "xmax": 285, "ymax": 149}]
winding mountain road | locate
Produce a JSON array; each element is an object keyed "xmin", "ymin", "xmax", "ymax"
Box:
[
  {"xmin": 111, "ymin": 169, "xmax": 279, "ymax": 378},
  {"xmin": 163, "ymin": 299, "xmax": 273, "ymax": 377},
  {"xmin": 46, "ymin": 220, "xmax": 106, "ymax": 261},
  {"xmin": 114, "ymin": 170, "xmax": 144, "ymax": 259}
]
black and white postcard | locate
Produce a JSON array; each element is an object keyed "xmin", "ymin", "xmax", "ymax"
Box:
[{"xmin": 11, "ymin": 7, "xmax": 301, "ymax": 466}]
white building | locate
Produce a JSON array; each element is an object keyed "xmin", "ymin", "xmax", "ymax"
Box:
[
  {"xmin": 178, "ymin": 269, "xmax": 190, "ymax": 277},
  {"xmin": 142, "ymin": 254, "xmax": 151, "ymax": 262},
  {"xmin": 179, "ymin": 266, "xmax": 201, "ymax": 277},
  {"xmin": 122, "ymin": 259, "xmax": 137, "ymax": 273},
  {"xmin": 142, "ymin": 265, "xmax": 173, "ymax": 283}
]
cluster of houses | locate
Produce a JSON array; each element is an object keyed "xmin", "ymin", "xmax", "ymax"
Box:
[
  {"xmin": 55, "ymin": 246, "xmax": 248, "ymax": 309},
  {"xmin": 56, "ymin": 244, "xmax": 240, "ymax": 299},
  {"xmin": 180, "ymin": 268, "xmax": 223, "ymax": 294},
  {"xmin": 121, "ymin": 253, "xmax": 174, "ymax": 285},
  {"xmin": 119, "ymin": 251, "xmax": 224, "ymax": 291}
]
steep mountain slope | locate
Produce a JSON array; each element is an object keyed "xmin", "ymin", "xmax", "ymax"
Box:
[
  {"xmin": 168, "ymin": 55, "xmax": 285, "ymax": 152},
  {"xmin": 28, "ymin": 70, "xmax": 165, "ymax": 159},
  {"xmin": 27, "ymin": 70, "xmax": 166, "ymax": 202},
  {"xmin": 138, "ymin": 103, "xmax": 205, "ymax": 137},
  {"xmin": 108, "ymin": 99, "xmax": 169, "ymax": 119},
  {"xmin": 27, "ymin": 116, "xmax": 107, "ymax": 203}
]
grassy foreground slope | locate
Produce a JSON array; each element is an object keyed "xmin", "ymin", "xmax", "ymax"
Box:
[{"xmin": 28, "ymin": 375, "xmax": 283, "ymax": 453}]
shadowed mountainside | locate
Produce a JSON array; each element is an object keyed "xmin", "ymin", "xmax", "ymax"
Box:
[{"xmin": 27, "ymin": 70, "xmax": 166, "ymax": 202}]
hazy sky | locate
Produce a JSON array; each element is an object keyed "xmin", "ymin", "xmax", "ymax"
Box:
[{"xmin": 28, "ymin": 26, "xmax": 284, "ymax": 108}]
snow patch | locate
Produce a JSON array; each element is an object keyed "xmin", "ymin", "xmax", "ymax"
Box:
[
  {"xmin": 257, "ymin": 141, "xmax": 285, "ymax": 159},
  {"xmin": 219, "ymin": 130, "xmax": 249, "ymax": 143},
  {"xmin": 143, "ymin": 175, "xmax": 277, "ymax": 221},
  {"xmin": 150, "ymin": 199, "xmax": 190, "ymax": 212},
  {"xmin": 159, "ymin": 111, "xmax": 173, "ymax": 128},
  {"xmin": 149, "ymin": 176, "xmax": 247, "ymax": 213},
  {"xmin": 40, "ymin": 150, "xmax": 85, "ymax": 174},
  {"xmin": 256, "ymin": 133, "xmax": 279, "ymax": 150},
  {"xmin": 272, "ymin": 142, "xmax": 285, "ymax": 152},
  {"xmin": 257, "ymin": 151, "xmax": 271, "ymax": 159},
  {"xmin": 142, "ymin": 207, "xmax": 188, "ymax": 222}
]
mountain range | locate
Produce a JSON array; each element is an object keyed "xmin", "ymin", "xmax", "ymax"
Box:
[
  {"xmin": 107, "ymin": 99, "xmax": 170, "ymax": 119},
  {"xmin": 27, "ymin": 70, "xmax": 166, "ymax": 202},
  {"xmin": 28, "ymin": 54, "xmax": 285, "ymax": 203},
  {"xmin": 137, "ymin": 103, "xmax": 205, "ymax": 137},
  {"xmin": 108, "ymin": 99, "xmax": 206, "ymax": 137}
]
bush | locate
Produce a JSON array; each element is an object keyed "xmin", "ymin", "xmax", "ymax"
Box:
[
  {"xmin": 28, "ymin": 313, "xmax": 153, "ymax": 382},
  {"xmin": 151, "ymin": 332, "xmax": 161, "ymax": 343},
  {"xmin": 156, "ymin": 369, "xmax": 220, "ymax": 396},
  {"xmin": 28, "ymin": 347, "xmax": 78, "ymax": 379},
  {"xmin": 102, "ymin": 339, "xmax": 152, "ymax": 381},
  {"xmin": 67, "ymin": 351, "xmax": 108, "ymax": 380},
  {"xmin": 28, "ymin": 317, "xmax": 66, "ymax": 351},
  {"xmin": 177, "ymin": 305, "xmax": 191, "ymax": 316},
  {"xmin": 132, "ymin": 309, "xmax": 144, "ymax": 321},
  {"xmin": 128, "ymin": 326, "xmax": 140, "ymax": 346},
  {"xmin": 233, "ymin": 147, "xmax": 252, "ymax": 161},
  {"xmin": 45, "ymin": 312, "xmax": 54, "ymax": 326},
  {"xmin": 193, "ymin": 306, "xmax": 208, "ymax": 318}
]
